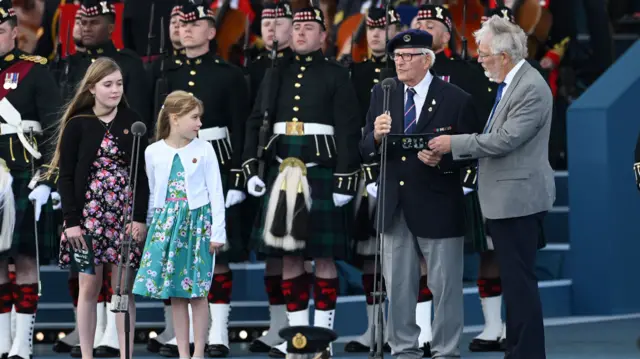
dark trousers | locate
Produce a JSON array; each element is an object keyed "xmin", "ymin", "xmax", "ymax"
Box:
[{"xmin": 487, "ymin": 212, "xmax": 547, "ymax": 359}]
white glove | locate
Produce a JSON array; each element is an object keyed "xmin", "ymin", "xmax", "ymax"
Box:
[
  {"xmin": 366, "ymin": 183, "xmax": 378, "ymax": 199},
  {"xmin": 225, "ymin": 189, "xmax": 246, "ymax": 208},
  {"xmin": 247, "ymin": 176, "xmax": 266, "ymax": 197},
  {"xmin": 28, "ymin": 184, "xmax": 51, "ymax": 221},
  {"xmin": 463, "ymin": 187, "xmax": 474, "ymax": 195},
  {"xmin": 333, "ymin": 193, "xmax": 353, "ymax": 207},
  {"xmin": 51, "ymin": 192, "xmax": 61, "ymax": 210}
]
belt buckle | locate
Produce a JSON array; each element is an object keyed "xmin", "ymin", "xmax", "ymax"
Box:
[
  {"xmin": 286, "ymin": 121, "xmax": 304, "ymax": 136},
  {"xmin": 279, "ymin": 157, "xmax": 307, "ymax": 175}
]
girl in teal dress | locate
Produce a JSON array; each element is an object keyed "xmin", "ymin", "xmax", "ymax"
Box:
[{"xmin": 133, "ymin": 91, "xmax": 227, "ymax": 359}]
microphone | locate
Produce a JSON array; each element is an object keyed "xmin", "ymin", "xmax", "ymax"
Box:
[
  {"xmin": 111, "ymin": 119, "xmax": 147, "ymax": 359},
  {"xmin": 131, "ymin": 121, "xmax": 147, "ymax": 137},
  {"xmin": 381, "ymin": 78, "xmax": 397, "ymax": 114}
]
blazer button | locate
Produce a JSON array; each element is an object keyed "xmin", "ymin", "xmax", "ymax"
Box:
[
  {"xmin": 400, "ymin": 181, "xmax": 404, "ymax": 186},
  {"xmin": 401, "ymin": 156, "xmax": 406, "ymax": 161}
]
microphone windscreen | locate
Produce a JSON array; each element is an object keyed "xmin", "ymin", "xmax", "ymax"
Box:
[
  {"xmin": 131, "ymin": 121, "xmax": 147, "ymax": 136},
  {"xmin": 381, "ymin": 77, "xmax": 397, "ymax": 91}
]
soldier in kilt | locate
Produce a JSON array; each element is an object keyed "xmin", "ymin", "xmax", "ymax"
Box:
[
  {"xmin": 244, "ymin": 2, "xmax": 298, "ymax": 354},
  {"xmin": 242, "ymin": 6, "xmax": 361, "ymax": 357},
  {"xmin": 152, "ymin": 1, "xmax": 250, "ymax": 357},
  {"xmin": 0, "ymin": 2, "xmax": 63, "ymax": 359}
]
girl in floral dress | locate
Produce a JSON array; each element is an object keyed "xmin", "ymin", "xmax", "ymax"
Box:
[
  {"xmin": 49, "ymin": 57, "xmax": 149, "ymax": 359},
  {"xmin": 133, "ymin": 91, "xmax": 226, "ymax": 359}
]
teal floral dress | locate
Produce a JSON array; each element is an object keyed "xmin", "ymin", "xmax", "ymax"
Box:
[{"xmin": 132, "ymin": 154, "xmax": 215, "ymax": 299}]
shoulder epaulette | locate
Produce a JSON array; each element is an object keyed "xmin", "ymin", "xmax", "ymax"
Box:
[
  {"xmin": 324, "ymin": 57, "xmax": 348, "ymax": 68},
  {"xmin": 116, "ymin": 48, "xmax": 143, "ymax": 61},
  {"xmin": 19, "ymin": 54, "xmax": 47, "ymax": 65}
]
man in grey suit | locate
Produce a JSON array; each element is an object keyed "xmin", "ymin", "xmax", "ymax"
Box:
[{"xmin": 429, "ymin": 15, "xmax": 555, "ymax": 359}]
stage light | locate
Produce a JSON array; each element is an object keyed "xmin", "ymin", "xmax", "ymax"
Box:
[
  {"xmin": 36, "ymin": 332, "xmax": 44, "ymax": 341},
  {"xmin": 58, "ymin": 332, "xmax": 66, "ymax": 339},
  {"xmin": 149, "ymin": 331, "xmax": 157, "ymax": 339},
  {"xmin": 239, "ymin": 330, "xmax": 248, "ymax": 340}
]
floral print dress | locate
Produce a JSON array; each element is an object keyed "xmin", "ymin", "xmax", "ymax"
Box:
[
  {"xmin": 132, "ymin": 154, "xmax": 215, "ymax": 299},
  {"xmin": 59, "ymin": 131, "xmax": 141, "ymax": 268}
]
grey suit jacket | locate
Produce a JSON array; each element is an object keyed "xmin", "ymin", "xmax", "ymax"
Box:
[{"xmin": 450, "ymin": 61, "xmax": 556, "ymax": 220}]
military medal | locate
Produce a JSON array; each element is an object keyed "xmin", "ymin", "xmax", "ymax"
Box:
[{"xmin": 3, "ymin": 73, "xmax": 18, "ymax": 90}]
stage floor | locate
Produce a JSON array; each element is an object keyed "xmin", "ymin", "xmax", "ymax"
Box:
[{"xmin": 34, "ymin": 315, "xmax": 640, "ymax": 359}]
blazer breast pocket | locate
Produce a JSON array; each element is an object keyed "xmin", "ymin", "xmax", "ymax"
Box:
[{"xmin": 495, "ymin": 169, "xmax": 531, "ymax": 181}]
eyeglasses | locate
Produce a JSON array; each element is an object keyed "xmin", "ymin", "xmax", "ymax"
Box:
[{"xmin": 391, "ymin": 52, "xmax": 426, "ymax": 62}]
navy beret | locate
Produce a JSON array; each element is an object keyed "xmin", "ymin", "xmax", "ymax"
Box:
[{"xmin": 386, "ymin": 29, "xmax": 433, "ymax": 53}]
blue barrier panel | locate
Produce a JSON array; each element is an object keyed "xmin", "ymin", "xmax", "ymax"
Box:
[{"xmin": 567, "ymin": 39, "xmax": 640, "ymax": 315}]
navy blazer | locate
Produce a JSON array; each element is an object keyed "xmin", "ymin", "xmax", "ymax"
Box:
[{"xmin": 360, "ymin": 74, "xmax": 477, "ymax": 239}]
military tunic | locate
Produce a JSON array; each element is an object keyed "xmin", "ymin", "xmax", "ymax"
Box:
[
  {"xmin": 147, "ymin": 48, "xmax": 186, "ymax": 127},
  {"xmin": 0, "ymin": 49, "xmax": 63, "ymax": 262},
  {"xmin": 242, "ymin": 50, "xmax": 362, "ymax": 259},
  {"xmin": 163, "ymin": 51, "xmax": 250, "ymax": 263},
  {"xmin": 65, "ymin": 41, "xmax": 151, "ymax": 127},
  {"xmin": 247, "ymin": 47, "xmax": 294, "ymax": 109}
]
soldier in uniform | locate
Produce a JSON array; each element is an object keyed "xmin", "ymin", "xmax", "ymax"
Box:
[
  {"xmin": 0, "ymin": 2, "xmax": 62, "ymax": 359},
  {"xmin": 344, "ymin": 6, "xmax": 402, "ymax": 354},
  {"xmin": 65, "ymin": 0, "xmax": 151, "ymax": 127},
  {"xmin": 154, "ymin": 1, "xmax": 250, "ymax": 357},
  {"xmin": 242, "ymin": 6, "xmax": 361, "ymax": 357},
  {"xmin": 245, "ymin": 1, "xmax": 295, "ymax": 354}
]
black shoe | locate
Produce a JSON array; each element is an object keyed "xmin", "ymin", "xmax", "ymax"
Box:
[
  {"xmin": 468, "ymin": 338, "xmax": 502, "ymax": 352},
  {"xmin": 8, "ymin": 355, "xmax": 32, "ymax": 359},
  {"xmin": 94, "ymin": 346, "xmax": 120, "ymax": 358},
  {"xmin": 344, "ymin": 340, "xmax": 369, "ymax": 353},
  {"xmin": 421, "ymin": 343, "xmax": 431, "ymax": 357},
  {"xmin": 69, "ymin": 346, "xmax": 82, "ymax": 358},
  {"xmin": 1, "ymin": 353, "xmax": 7, "ymax": 359},
  {"xmin": 500, "ymin": 339, "xmax": 506, "ymax": 351},
  {"xmin": 159, "ymin": 344, "xmax": 179, "ymax": 358},
  {"xmin": 207, "ymin": 344, "xmax": 229, "ymax": 358},
  {"xmin": 248, "ymin": 339, "xmax": 275, "ymax": 353},
  {"xmin": 268, "ymin": 346, "xmax": 286, "ymax": 358},
  {"xmin": 52, "ymin": 340, "xmax": 74, "ymax": 353},
  {"xmin": 147, "ymin": 338, "xmax": 163, "ymax": 353}
]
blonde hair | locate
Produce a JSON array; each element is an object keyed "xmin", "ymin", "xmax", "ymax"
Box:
[
  {"xmin": 46, "ymin": 57, "xmax": 127, "ymax": 179},
  {"xmin": 154, "ymin": 91, "xmax": 204, "ymax": 142}
]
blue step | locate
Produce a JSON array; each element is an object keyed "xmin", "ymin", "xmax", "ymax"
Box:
[{"xmin": 34, "ymin": 279, "xmax": 572, "ymax": 339}]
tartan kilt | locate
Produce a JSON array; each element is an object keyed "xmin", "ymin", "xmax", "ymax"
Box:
[
  {"xmin": 216, "ymin": 171, "xmax": 250, "ymax": 264},
  {"xmin": 463, "ymin": 190, "xmax": 489, "ymax": 253},
  {"xmin": 250, "ymin": 163, "xmax": 353, "ymax": 260},
  {"xmin": 462, "ymin": 191, "xmax": 548, "ymax": 253},
  {"xmin": 0, "ymin": 171, "xmax": 59, "ymax": 263},
  {"xmin": 347, "ymin": 175, "xmax": 378, "ymax": 269}
]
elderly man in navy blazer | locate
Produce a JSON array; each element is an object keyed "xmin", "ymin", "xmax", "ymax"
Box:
[{"xmin": 360, "ymin": 29, "xmax": 477, "ymax": 359}]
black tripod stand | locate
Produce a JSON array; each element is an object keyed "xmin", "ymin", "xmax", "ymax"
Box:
[
  {"xmin": 110, "ymin": 121, "xmax": 147, "ymax": 359},
  {"xmin": 368, "ymin": 77, "xmax": 397, "ymax": 359}
]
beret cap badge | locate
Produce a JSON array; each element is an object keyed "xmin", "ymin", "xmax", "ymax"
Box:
[{"xmin": 403, "ymin": 34, "xmax": 411, "ymax": 42}]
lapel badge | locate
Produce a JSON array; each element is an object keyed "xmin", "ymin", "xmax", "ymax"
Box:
[
  {"xmin": 428, "ymin": 107, "xmax": 433, "ymax": 112},
  {"xmin": 3, "ymin": 73, "xmax": 18, "ymax": 90},
  {"xmin": 431, "ymin": 99, "xmax": 436, "ymax": 105},
  {"xmin": 192, "ymin": 158, "xmax": 198, "ymax": 163},
  {"xmin": 124, "ymin": 129, "xmax": 129, "ymax": 134}
]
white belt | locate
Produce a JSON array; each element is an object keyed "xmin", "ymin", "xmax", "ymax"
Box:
[
  {"xmin": 0, "ymin": 120, "xmax": 42, "ymax": 136},
  {"xmin": 273, "ymin": 122, "xmax": 334, "ymax": 136},
  {"xmin": 199, "ymin": 126, "xmax": 228, "ymax": 141}
]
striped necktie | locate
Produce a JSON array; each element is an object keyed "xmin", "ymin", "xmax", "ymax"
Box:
[
  {"xmin": 404, "ymin": 88, "xmax": 417, "ymax": 134},
  {"xmin": 483, "ymin": 82, "xmax": 506, "ymax": 134}
]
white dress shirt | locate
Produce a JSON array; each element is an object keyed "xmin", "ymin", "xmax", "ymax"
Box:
[
  {"xmin": 502, "ymin": 59, "xmax": 526, "ymax": 94},
  {"xmin": 404, "ymin": 70, "xmax": 433, "ymax": 123},
  {"xmin": 145, "ymin": 138, "xmax": 226, "ymax": 244}
]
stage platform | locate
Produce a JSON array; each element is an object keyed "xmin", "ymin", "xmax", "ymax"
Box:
[{"xmin": 33, "ymin": 315, "xmax": 640, "ymax": 359}]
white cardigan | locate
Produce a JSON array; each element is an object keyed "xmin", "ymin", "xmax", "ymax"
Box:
[{"xmin": 145, "ymin": 138, "xmax": 226, "ymax": 244}]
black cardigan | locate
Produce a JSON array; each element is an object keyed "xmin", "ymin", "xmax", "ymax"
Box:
[{"xmin": 58, "ymin": 106, "xmax": 149, "ymax": 228}]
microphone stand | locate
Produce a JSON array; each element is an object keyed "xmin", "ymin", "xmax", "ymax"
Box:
[
  {"xmin": 110, "ymin": 125, "xmax": 144, "ymax": 359},
  {"xmin": 369, "ymin": 83, "xmax": 392, "ymax": 359}
]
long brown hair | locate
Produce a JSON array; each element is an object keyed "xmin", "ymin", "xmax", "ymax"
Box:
[
  {"xmin": 155, "ymin": 90, "xmax": 204, "ymax": 142},
  {"xmin": 46, "ymin": 57, "xmax": 126, "ymax": 179}
]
